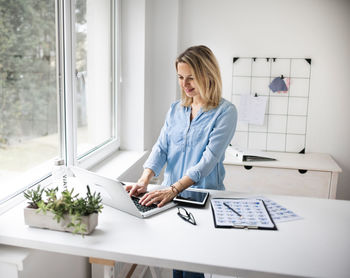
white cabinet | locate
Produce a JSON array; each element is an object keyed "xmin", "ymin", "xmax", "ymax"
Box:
[
  {"xmin": 223, "ymin": 152, "xmax": 341, "ymax": 199},
  {"xmin": 0, "ymin": 245, "xmax": 29, "ymax": 278},
  {"xmin": 0, "ymin": 244, "xmax": 89, "ymax": 278}
]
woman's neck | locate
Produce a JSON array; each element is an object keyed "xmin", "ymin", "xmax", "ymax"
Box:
[
  {"xmin": 192, "ymin": 95, "xmax": 205, "ymax": 108},
  {"xmin": 190, "ymin": 97, "xmax": 204, "ymax": 121}
]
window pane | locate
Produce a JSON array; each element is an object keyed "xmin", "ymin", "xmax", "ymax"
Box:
[
  {"xmin": 75, "ymin": 0, "xmax": 113, "ymax": 157},
  {"xmin": 0, "ymin": 0, "xmax": 58, "ymax": 201}
]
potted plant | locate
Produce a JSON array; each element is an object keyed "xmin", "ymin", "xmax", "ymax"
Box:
[{"xmin": 23, "ymin": 185, "xmax": 103, "ymax": 235}]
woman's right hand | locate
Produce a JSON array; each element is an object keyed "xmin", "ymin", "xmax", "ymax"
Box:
[
  {"xmin": 125, "ymin": 181, "xmax": 148, "ymax": 197},
  {"xmin": 125, "ymin": 168, "xmax": 154, "ymax": 197}
]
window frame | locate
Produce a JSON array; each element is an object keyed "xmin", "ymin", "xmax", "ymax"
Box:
[
  {"xmin": 0, "ymin": 0, "xmax": 120, "ymax": 206},
  {"xmin": 57, "ymin": 0, "xmax": 120, "ymax": 170},
  {"xmin": 75, "ymin": 0, "xmax": 121, "ymax": 170}
]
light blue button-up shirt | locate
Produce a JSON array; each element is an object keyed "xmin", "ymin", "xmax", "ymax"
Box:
[{"xmin": 144, "ymin": 98, "xmax": 237, "ymax": 190}]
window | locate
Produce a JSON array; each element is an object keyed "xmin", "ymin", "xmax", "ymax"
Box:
[
  {"xmin": 75, "ymin": 0, "xmax": 117, "ymax": 159},
  {"xmin": 0, "ymin": 0, "xmax": 119, "ymax": 204},
  {"xmin": 0, "ymin": 0, "xmax": 58, "ymax": 201}
]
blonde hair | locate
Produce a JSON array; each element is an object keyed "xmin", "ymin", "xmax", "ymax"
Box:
[{"xmin": 175, "ymin": 45, "xmax": 222, "ymax": 111}]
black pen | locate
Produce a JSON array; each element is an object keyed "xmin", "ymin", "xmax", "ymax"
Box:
[{"xmin": 223, "ymin": 202, "xmax": 243, "ymax": 218}]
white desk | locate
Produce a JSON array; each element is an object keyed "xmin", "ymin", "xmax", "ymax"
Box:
[{"xmin": 0, "ymin": 190, "xmax": 349, "ymax": 278}]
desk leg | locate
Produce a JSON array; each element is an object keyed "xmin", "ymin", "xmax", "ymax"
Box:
[
  {"xmin": 149, "ymin": 266, "xmax": 160, "ymax": 278},
  {"xmin": 89, "ymin": 257, "xmax": 146, "ymax": 278},
  {"xmin": 103, "ymin": 265, "xmax": 115, "ymax": 278},
  {"xmin": 89, "ymin": 257, "xmax": 116, "ymax": 278}
]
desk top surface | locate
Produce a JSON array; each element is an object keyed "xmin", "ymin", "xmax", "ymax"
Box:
[{"xmin": 0, "ymin": 189, "xmax": 349, "ymax": 278}]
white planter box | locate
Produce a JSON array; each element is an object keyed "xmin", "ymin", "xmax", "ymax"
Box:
[{"xmin": 24, "ymin": 207, "xmax": 98, "ymax": 235}]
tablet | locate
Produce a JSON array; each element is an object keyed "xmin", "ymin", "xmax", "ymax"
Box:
[{"xmin": 173, "ymin": 190, "xmax": 209, "ymax": 207}]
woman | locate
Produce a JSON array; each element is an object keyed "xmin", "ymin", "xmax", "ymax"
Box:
[{"xmin": 126, "ymin": 45, "xmax": 237, "ymax": 277}]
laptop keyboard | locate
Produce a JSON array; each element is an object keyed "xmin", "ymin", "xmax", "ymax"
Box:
[{"xmin": 131, "ymin": 196, "xmax": 158, "ymax": 213}]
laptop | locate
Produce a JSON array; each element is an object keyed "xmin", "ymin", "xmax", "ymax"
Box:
[{"xmin": 70, "ymin": 167, "xmax": 177, "ymax": 218}]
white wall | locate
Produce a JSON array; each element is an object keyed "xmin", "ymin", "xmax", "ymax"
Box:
[
  {"xmin": 176, "ymin": 0, "xmax": 350, "ymax": 199},
  {"xmin": 145, "ymin": 0, "xmax": 180, "ymax": 148},
  {"xmin": 121, "ymin": 0, "xmax": 350, "ymax": 200},
  {"xmin": 120, "ymin": 0, "xmax": 146, "ymax": 151},
  {"xmin": 120, "ymin": 0, "xmax": 179, "ymax": 151}
]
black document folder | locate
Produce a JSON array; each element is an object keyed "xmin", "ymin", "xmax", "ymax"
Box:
[{"xmin": 243, "ymin": 155, "xmax": 276, "ymax": 162}]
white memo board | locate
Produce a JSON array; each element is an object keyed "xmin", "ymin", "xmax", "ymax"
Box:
[{"xmin": 230, "ymin": 57, "xmax": 312, "ymax": 153}]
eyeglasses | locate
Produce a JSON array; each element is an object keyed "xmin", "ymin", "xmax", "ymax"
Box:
[{"xmin": 177, "ymin": 207, "xmax": 196, "ymax": 225}]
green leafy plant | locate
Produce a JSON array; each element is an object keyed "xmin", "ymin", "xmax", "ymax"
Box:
[
  {"xmin": 24, "ymin": 185, "xmax": 103, "ymax": 236},
  {"xmin": 23, "ymin": 185, "xmax": 44, "ymax": 209}
]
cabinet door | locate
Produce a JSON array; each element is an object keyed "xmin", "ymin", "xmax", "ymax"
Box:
[{"xmin": 224, "ymin": 165, "xmax": 332, "ymax": 198}]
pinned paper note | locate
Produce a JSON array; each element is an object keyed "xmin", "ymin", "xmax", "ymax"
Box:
[
  {"xmin": 238, "ymin": 94, "xmax": 267, "ymax": 125},
  {"xmin": 269, "ymin": 76, "xmax": 290, "ymax": 94}
]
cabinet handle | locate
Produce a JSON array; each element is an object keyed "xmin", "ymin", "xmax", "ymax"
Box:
[
  {"xmin": 298, "ymin": 169, "xmax": 308, "ymax": 174},
  {"xmin": 244, "ymin": 165, "xmax": 253, "ymax": 170}
]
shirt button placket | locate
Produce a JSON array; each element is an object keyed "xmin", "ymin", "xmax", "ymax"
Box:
[{"xmin": 183, "ymin": 117, "xmax": 191, "ymax": 152}]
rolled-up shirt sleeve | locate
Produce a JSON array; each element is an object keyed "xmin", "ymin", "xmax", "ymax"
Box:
[
  {"xmin": 185, "ymin": 104, "xmax": 237, "ymax": 183},
  {"xmin": 143, "ymin": 109, "xmax": 171, "ymax": 177}
]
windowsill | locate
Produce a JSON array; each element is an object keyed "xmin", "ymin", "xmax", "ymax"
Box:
[
  {"xmin": 89, "ymin": 150, "xmax": 148, "ymax": 179},
  {"xmin": 0, "ymin": 150, "xmax": 148, "ymax": 215},
  {"xmin": 0, "ymin": 161, "xmax": 53, "ymax": 204}
]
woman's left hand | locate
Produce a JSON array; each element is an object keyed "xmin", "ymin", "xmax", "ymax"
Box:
[{"xmin": 139, "ymin": 188, "xmax": 177, "ymax": 208}]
